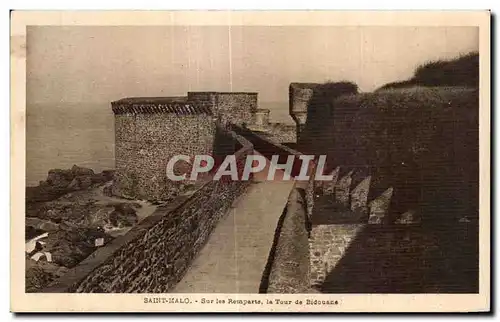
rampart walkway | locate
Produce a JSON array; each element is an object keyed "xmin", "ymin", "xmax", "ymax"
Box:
[{"xmin": 172, "ymin": 177, "xmax": 294, "ymax": 293}]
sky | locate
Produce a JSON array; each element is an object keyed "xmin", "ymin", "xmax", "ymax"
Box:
[{"xmin": 26, "ymin": 26, "xmax": 479, "ymax": 104}]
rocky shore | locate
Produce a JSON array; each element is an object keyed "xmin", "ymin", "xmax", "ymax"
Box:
[{"xmin": 25, "ymin": 165, "xmax": 157, "ymax": 292}]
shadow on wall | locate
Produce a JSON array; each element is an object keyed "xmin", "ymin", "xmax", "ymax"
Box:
[
  {"xmin": 303, "ymin": 86, "xmax": 479, "ymax": 224},
  {"xmin": 258, "ymin": 205, "xmax": 288, "ymax": 294},
  {"xmin": 319, "ymin": 222, "xmax": 479, "ymax": 293},
  {"xmin": 299, "ymin": 81, "xmax": 358, "ymax": 159},
  {"xmin": 212, "ymin": 125, "xmax": 238, "ymax": 167}
]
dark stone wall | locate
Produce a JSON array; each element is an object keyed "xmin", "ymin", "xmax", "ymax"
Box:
[
  {"xmin": 316, "ymin": 223, "xmax": 478, "ymax": 293},
  {"xmin": 297, "ymin": 82, "xmax": 358, "ymax": 156},
  {"xmin": 289, "ymin": 82, "xmax": 358, "ymax": 150},
  {"xmin": 306, "ymin": 87, "xmax": 479, "ymax": 221},
  {"xmin": 42, "ymin": 128, "xmax": 253, "ymax": 293},
  {"xmin": 302, "ymin": 86, "xmax": 479, "ymax": 293}
]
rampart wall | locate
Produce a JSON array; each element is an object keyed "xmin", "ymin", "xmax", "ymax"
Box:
[
  {"xmin": 42, "ymin": 127, "xmax": 253, "ymax": 293},
  {"xmin": 305, "ymin": 86, "xmax": 479, "ymax": 220},
  {"xmin": 247, "ymin": 109, "xmax": 297, "ymax": 144},
  {"xmin": 290, "ymin": 85, "xmax": 479, "ymax": 293}
]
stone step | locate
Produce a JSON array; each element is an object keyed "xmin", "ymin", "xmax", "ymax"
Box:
[
  {"xmin": 313, "ymin": 165, "xmax": 425, "ymax": 226},
  {"xmin": 350, "ymin": 176, "xmax": 371, "ymax": 215},
  {"xmin": 368, "ymin": 187, "xmax": 393, "ymax": 224},
  {"xmin": 335, "ymin": 170, "xmax": 353, "ymax": 207},
  {"xmin": 322, "ymin": 166, "xmax": 340, "ymax": 196},
  {"xmin": 395, "ymin": 209, "xmax": 421, "ymax": 224},
  {"xmin": 311, "ymin": 197, "xmax": 365, "ymax": 225}
]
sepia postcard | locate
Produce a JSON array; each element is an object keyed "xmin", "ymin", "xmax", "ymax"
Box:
[{"xmin": 10, "ymin": 10, "xmax": 490, "ymax": 313}]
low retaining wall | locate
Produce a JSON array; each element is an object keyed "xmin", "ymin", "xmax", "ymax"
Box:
[
  {"xmin": 42, "ymin": 129, "xmax": 253, "ymax": 293},
  {"xmin": 247, "ymin": 123, "xmax": 297, "ymax": 144},
  {"xmin": 263, "ymin": 160, "xmax": 317, "ymax": 293},
  {"xmin": 265, "ymin": 185, "xmax": 311, "ymax": 293},
  {"xmin": 234, "ymin": 125, "xmax": 319, "ymax": 293},
  {"xmin": 232, "ymin": 125, "xmax": 301, "ymax": 160}
]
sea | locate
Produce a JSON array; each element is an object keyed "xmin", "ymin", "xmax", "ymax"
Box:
[{"xmin": 26, "ymin": 102, "xmax": 293, "ymax": 186}]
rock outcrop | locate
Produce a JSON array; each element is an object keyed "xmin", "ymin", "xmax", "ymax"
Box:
[
  {"xmin": 25, "ymin": 166, "xmax": 144, "ymax": 292},
  {"xmin": 26, "ymin": 165, "xmax": 115, "ymax": 203}
]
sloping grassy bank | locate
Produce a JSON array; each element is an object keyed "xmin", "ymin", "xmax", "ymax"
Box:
[{"xmin": 377, "ymin": 52, "xmax": 479, "ymax": 90}]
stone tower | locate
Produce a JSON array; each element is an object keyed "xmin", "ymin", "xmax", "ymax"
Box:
[
  {"xmin": 289, "ymin": 83, "xmax": 320, "ymax": 144},
  {"xmin": 111, "ymin": 92, "xmax": 258, "ymax": 201},
  {"xmin": 111, "ymin": 97, "xmax": 217, "ymax": 201}
]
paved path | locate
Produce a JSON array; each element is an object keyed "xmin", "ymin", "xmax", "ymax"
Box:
[{"xmin": 172, "ymin": 179, "xmax": 294, "ymax": 293}]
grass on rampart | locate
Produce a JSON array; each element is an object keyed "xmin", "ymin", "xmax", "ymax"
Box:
[{"xmin": 377, "ymin": 52, "xmax": 479, "ymax": 90}]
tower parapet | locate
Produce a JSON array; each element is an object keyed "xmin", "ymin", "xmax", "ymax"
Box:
[
  {"xmin": 111, "ymin": 99, "xmax": 213, "ymax": 115},
  {"xmin": 253, "ymin": 109, "xmax": 270, "ymax": 128},
  {"xmin": 289, "ymin": 83, "xmax": 320, "ymax": 141}
]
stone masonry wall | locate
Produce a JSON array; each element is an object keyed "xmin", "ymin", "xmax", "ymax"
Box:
[
  {"xmin": 261, "ymin": 123, "xmax": 296, "ymax": 144},
  {"xmin": 187, "ymin": 91, "xmax": 217, "ymax": 106},
  {"xmin": 314, "ymin": 224, "xmax": 479, "ymax": 293},
  {"xmin": 43, "ymin": 128, "xmax": 253, "ymax": 293},
  {"xmin": 112, "ymin": 103, "xmax": 216, "ymax": 201},
  {"xmin": 246, "ymin": 124, "xmax": 297, "ymax": 145},
  {"xmin": 112, "ymin": 92, "xmax": 260, "ymax": 201},
  {"xmin": 215, "ymin": 92, "xmax": 258, "ymax": 126},
  {"xmin": 186, "ymin": 91, "xmax": 257, "ymax": 127},
  {"xmin": 309, "ymin": 224, "xmax": 364, "ymax": 287}
]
